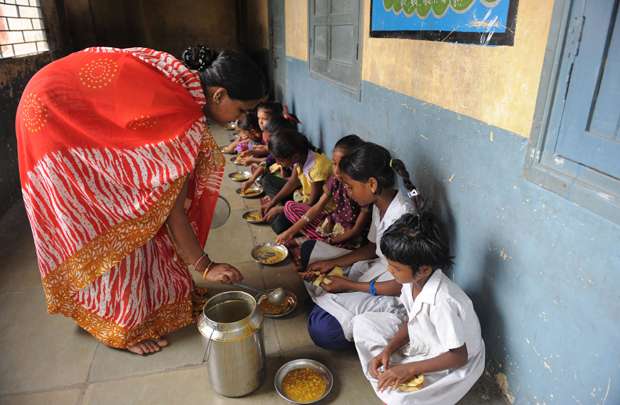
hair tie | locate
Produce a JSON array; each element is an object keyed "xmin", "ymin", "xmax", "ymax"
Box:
[
  {"xmin": 389, "ymin": 159, "xmax": 394, "ymax": 168},
  {"xmin": 181, "ymin": 45, "xmax": 218, "ymax": 72}
]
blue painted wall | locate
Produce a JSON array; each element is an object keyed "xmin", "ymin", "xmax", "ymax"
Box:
[{"xmin": 286, "ymin": 57, "xmax": 620, "ymax": 404}]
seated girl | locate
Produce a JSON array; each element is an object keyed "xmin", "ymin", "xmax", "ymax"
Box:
[
  {"xmin": 299, "ymin": 142, "xmax": 422, "ymax": 351},
  {"xmin": 353, "ymin": 213, "xmax": 484, "ymax": 405},
  {"xmin": 262, "ymin": 130, "xmax": 332, "ymax": 234},
  {"xmin": 241, "ymin": 116, "xmax": 298, "ymax": 197},
  {"xmin": 240, "ymin": 116, "xmax": 297, "ymax": 168},
  {"xmin": 221, "ymin": 111, "xmax": 261, "ymax": 154},
  {"xmin": 275, "ymin": 135, "xmax": 370, "ymax": 258},
  {"xmin": 240, "ymin": 101, "xmax": 284, "ymax": 159}
]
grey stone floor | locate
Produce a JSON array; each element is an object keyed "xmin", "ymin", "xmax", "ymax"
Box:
[{"xmin": 0, "ymin": 124, "xmax": 507, "ymax": 405}]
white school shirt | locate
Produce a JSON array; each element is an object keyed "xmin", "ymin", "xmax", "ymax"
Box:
[
  {"xmin": 303, "ymin": 190, "xmax": 413, "ymax": 339},
  {"xmin": 400, "ymin": 270, "xmax": 483, "ymax": 362},
  {"xmin": 356, "ymin": 190, "xmax": 414, "ymax": 283}
]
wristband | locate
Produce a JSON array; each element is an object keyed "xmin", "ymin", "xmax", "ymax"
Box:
[{"xmin": 369, "ymin": 279, "xmax": 377, "ymax": 296}]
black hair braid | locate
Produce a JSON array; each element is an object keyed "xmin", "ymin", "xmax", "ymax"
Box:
[
  {"xmin": 182, "ymin": 45, "xmax": 218, "ymax": 72},
  {"xmin": 391, "ymin": 159, "xmax": 425, "ymax": 213},
  {"xmin": 181, "ymin": 45, "xmax": 267, "ymax": 101}
]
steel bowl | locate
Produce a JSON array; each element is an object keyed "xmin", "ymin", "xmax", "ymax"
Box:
[
  {"xmin": 257, "ymin": 290, "xmax": 297, "ymax": 318},
  {"xmin": 242, "ymin": 209, "xmax": 265, "ymax": 224},
  {"xmin": 229, "ymin": 170, "xmax": 252, "ymax": 182},
  {"xmin": 274, "ymin": 359, "xmax": 334, "ymax": 404},
  {"xmin": 251, "ymin": 242, "xmax": 288, "ymax": 265},
  {"xmin": 236, "ymin": 185, "xmax": 264, "ymax": 198}
]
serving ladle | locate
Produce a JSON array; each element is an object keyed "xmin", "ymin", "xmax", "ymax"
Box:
[{"xmin": 233, "ymin": 283, "xmax": 286, "ymax": 305}]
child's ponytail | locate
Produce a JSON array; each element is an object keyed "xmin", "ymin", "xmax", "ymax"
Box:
[{"xmin": 390, "ymin": 159, "xmax": 424, "ymax": 213}]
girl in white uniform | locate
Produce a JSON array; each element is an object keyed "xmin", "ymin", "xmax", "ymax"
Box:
[
  {"xmin": 300, "ymin": 142, "xmax": 423, "ymax": 350},
  {"xmin": 352, "ymin": 213, "xmax": 485, "ymax": 405}
]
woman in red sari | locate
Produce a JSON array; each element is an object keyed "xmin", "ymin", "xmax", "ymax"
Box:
[{"xmin": 15, "ymin": 45, "xmax": 267, "ymax": 354}]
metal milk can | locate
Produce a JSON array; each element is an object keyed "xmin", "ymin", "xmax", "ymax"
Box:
[{"xmin": 197, "ymin": 290, "xmax": 265, "ymax": 397}]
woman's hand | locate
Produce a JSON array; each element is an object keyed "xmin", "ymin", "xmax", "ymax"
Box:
[
  {"xmin": 307, "ymin": 259, "xmax": 336, "ymax": 274},
  {"xmin": 275, "ymin": 230, "xmax": 294, "ymax": 245},
  {"xmin": 319, "ymin": 275, "xmax": 351, "ymax": 293},
  {"xmin": 377, "ymin": 363, "xmax": 418, "ymax": 392},
  {"xmin": 369, "ymin": 348, "xmax": 393, "ymax": 379},
  {"xmin": 203, "ymin": 262, "xmax": 243, "ymax": 284},
  {"xmin": 264, "ymin": 205, "xmax": 283, "ymax": 222}
]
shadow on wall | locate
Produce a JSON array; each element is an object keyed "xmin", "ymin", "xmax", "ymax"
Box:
[
  {"xmin": 408, "ymin": 153, "xmax": 457, "ymax": 275},
  {"xmin": 412, "ymin": 154, "xmax": 510, "ymax": 399},
  {"xmin": 471, "ymin": 240, "xmax": 510, "ymax": 400}
]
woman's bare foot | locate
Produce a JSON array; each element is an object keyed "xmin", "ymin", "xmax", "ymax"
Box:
[{"xmin": 127, "ymin": 338, "xmax": 168, "ymax": 355}]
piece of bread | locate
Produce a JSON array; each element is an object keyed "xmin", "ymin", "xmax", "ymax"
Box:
[
  {"xmin": 398, "ymin": 374, "xmax": 424, "ymax": 392},
  {"xmin": 312, "ymin": 266, "xmax": 345, "ymax": 287},
  {"xmin": 332, "ymin": 223, "xmax": 345, "ymax": 236}
]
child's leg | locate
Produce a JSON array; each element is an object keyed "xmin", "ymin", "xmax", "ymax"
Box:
[
  {"xmin": 308, "ymin": 304, "xmax": 353, "ymax": 351},
  {"xmin": 352, "ymin": 312, "xmax": 404, "ymax": 390},
  {"xmin": 299, "ymin": 240, "xmax": 317, "ymax": 270},
  {"xmin": 282, "ymin": 201, "xmax": 327, "ymax": 240},
  {"xmin": 260, "ymin": 173, "xmax": 291, "ymax": 198},
  {"xmin": 270, "ymin": 212, "xmax": 293, "ymax": 234}
]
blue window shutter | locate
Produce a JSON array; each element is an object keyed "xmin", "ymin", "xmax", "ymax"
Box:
[{"xmin": 556, "ymin": 0, "xmax": 620, "ymax": 178}]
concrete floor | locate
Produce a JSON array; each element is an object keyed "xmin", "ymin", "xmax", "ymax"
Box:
[{"xmin": 0, "ymin": 124, "xmax": 507, "ymax": 405}]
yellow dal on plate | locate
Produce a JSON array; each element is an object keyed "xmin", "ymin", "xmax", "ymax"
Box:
[
  {"xmin": 254, "ymin": 246, "xmax": 285, "ymax": 264},
  {"xmin": 282, "ymin": 367, "xmax": 327, "ymax": 403},
  {"xmin": 244, "ymin": 211, "xmax": 263, "ymax": 222},
  {"xmin": 240, "ymin": 187, "xmax": 261, "ymax": 197},
  {"xmin": 258, "ymin": 295, "xmax": 294, "ymax": 315}
]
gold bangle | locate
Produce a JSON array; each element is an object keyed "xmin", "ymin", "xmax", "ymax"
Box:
[
  {"xmin": 202, "ymin": 260, "xmax": 216, "ymax": 279},
  {"xmin": 188, "ymin": 253, "xmax": 207, "ymax": 273}
]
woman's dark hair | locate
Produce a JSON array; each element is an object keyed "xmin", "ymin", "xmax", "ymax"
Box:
[
  {"xmin": 256, "ymin": 101, "xmax": 284, "ymax": 117},
  {"xmin": 268, "ymin": 129, "xmax": 318, "ymax": 159},
  {"xmin": 238, "ymin": 111, "xmax": 260, "ymax": 132},
  {"xmin": 380, "ymin": 213, "xmax": 453, "ymax": 274},
  {"xmin": 181, "ymin": 45, "xmax": 267, "ymax": 100},
  {"xmin": 339, "ymin": 142, "xmax": 423, "ymax": 211},
  {"xmin": 264, "ymin": 115, "xmax": 298, "ymax": 134},
  {"xmin": 334, "ymin": 134, "xmax": 365, "ymax": 153}
]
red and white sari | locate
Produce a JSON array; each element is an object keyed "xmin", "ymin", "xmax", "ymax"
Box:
[{"xmin": 15, "ymin": 47, "xmax": 224, "ymax": 348}]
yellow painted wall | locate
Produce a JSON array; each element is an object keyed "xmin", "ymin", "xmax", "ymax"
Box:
[
  {"xmin": 285, "ymin": 0, "xmax": 308, "ymax": 60},
  {"xmin": 284, "ymin": 0, "xmax": 554, "ymax": 138}
]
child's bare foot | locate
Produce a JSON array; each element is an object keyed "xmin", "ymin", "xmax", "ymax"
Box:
[{"xmin": 127, "ymin": 338, "xmax": 168, "ymax": 355}]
